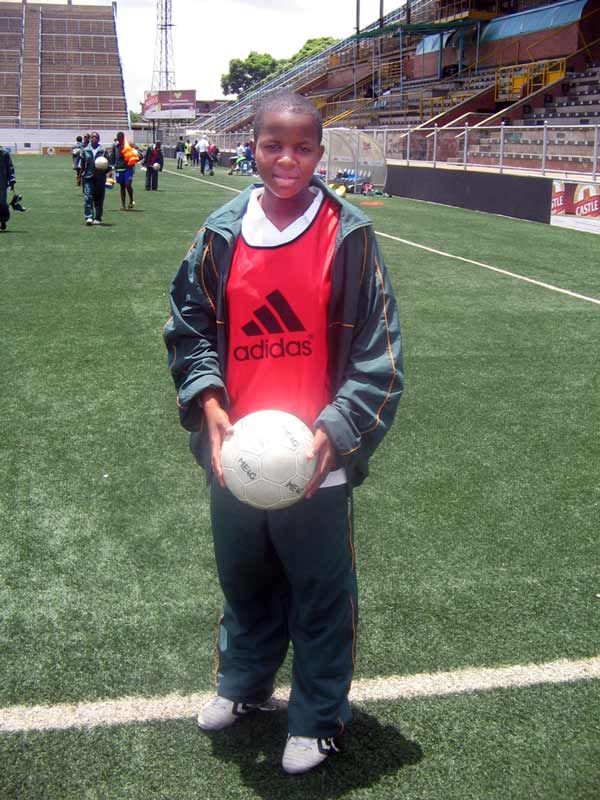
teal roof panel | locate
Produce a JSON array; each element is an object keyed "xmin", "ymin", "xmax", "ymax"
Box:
[
  {"xmin": 416, "ymin": 30, "xmax": 455, "ymax": 55},
  {"xmin": 480, "ymin": 0, "xmax": 587, "ymax": 42}
]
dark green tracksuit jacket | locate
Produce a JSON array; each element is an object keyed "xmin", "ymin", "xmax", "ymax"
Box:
[
  {"xmin": 0, "ymin": 147, "xmax": 16, "ymax": 224},
  {"xmin": 164, "ymin": 179, "xmax": 403, "ymax": 737},
  {"xmin": 79, "ymin": 144, "xmax": 109, "ymax": 222},
  {"xmin": 165, "ymin": 178, "xmax": 403, "ymax": 487}
]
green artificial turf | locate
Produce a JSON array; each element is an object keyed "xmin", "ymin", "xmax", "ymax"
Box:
[
  {"xmin": 1, "ymin": 155, "xmax": 599, "ymax": 798},
  {"xmin": 1, "ymin": 681, "xmax": 598, "ymax": 799}
]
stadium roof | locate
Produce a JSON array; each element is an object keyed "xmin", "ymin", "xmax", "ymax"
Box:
[
  {"xmin": 350, "ymin": 18, "xmax": 476, "ymax": 40},
  {"xmin": 480, "ymin": 0, "xmax": 587, "ymax": 42}
]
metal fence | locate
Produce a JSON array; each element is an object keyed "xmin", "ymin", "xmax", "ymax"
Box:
[
  {"xmin": 3, "ymin": 121, "xmax": 598, "ymax": 182},
  {"xmin": 207, "ymin": 124, "xmax": 600, "ymax": 181},
  {"xmin": 364, "ymin": 123, "xmax": 600, "ymax": 180}
]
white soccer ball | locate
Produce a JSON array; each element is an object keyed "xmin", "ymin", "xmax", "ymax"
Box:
[
  {"xmin": 152, "ymin": 162, "xmax": 161, "ymax": 171},
  {"xmin": 221, "ymin": 410, "xmax": 316, "ymax": 511},
  {"xmin": 94, "ymin": 156, "xmax": 109, "ymax": 172}
]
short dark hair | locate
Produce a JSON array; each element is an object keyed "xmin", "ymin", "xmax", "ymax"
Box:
[{"xmin": 253, "ymin": 91, "xmax": 322, "ymax": 143}]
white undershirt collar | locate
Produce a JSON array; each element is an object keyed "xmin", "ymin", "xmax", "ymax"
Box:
[{"xmin": 241, "ymin": 186, "xmax": 323, "ymax": 247}]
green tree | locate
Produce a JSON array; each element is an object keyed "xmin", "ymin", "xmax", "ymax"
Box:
[
  {"xmin": 220, "ymin": 38, "xmax": 339, "ymax": 98},
  {"xmin": 221, "ymin": 52, "xmax": 282, "ymax": 97},
  {"xmin": 285, "ymin": 37, "xmax": 338, "ymax": 69}
]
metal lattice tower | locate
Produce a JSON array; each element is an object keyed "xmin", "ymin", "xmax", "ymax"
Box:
[{"xmin": 151, "ymin": 0, "xmax": 176, "ymax": 91}]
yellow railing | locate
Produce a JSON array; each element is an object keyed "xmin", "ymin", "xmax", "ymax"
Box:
[
  {"xmin": 419, "ymin": 91, "xmax": 472, "ymax": 120},
  {"xmin": 323, "ymin": 98, "xmax": 375, "ymax": 126},
  {"xmin": 323, "ymin": 108, "xmax": 357, "ymax": 128},
  {"xmin": 494, "ymin": 58, "xmax": 566, "ymax": 102},
  {"xmin": 322, "ymin": 88, "xmax": 476, "ymax": 127}
]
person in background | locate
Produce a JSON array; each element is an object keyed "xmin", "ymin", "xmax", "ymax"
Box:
[
  {"xmin": 72, "ymin": 135, "xmax": 83, "ymax": 181},
  {"xmin": 111, "ymin": 131, "xmax": 136, "ymax": 211},
  {"xmin": 0, "ymin": 144, "xmax": 16, "ymax": 231},
  {"xmin": 77, "ymin": 130, "xmax": 109, "ymax": 225},
  {"xmin": 198, "ymin": 134, "xmax": 214, "ymax": 176},
  {"xmin": 143, "ymin": 142, "xmax": 164, "ymax": 191},
  {"xmin": 208, "ymin": 141, "xmax": 220, "ymax": 166},
  {"xmin": 175, "ymin": 137, "xmax": 186, "ymax": 170},
  {"xmin": 228, "ymin": 141, "xmax": 247, "ymax": 174}
]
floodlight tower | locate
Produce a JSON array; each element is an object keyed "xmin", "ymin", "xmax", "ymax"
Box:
[{"xmin": 152, "ymin": 0, "xmax": 176, "ymax": 92}]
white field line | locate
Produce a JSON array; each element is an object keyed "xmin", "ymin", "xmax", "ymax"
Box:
[
  {"xmin": 163, "ymin": 168, "xmax": 241, "ymax": 194},
  {"xmin": 376, "ymin": 230, "xmax": 600, "ymax": 306},
  {"xmin": 167, "ymin": 167, "xmax": 600, "ymax": 307},
  {"xmin": 1, "ymin": 655, "xmax": 599, "ymax": 734}
]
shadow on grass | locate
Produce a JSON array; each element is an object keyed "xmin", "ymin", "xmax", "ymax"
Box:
[{"xmin": 207, "ymin": 706, "xmax": 423, "ymax": 799}]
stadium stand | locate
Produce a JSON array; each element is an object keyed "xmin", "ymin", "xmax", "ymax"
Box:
[
  {"xmin": 205, "ymin": 0, "xmax": 600, "ymax": 183},
  {"xmin": 205, "ymin": 0, "xmax": 600, "ymax": 142},
  {"xmin": 0, "ymin": 2, "xmax": 22, "ymax": 123},
  {"xmin": 0, "ymin": 0, "xmax": 128, "ymax": 131}
]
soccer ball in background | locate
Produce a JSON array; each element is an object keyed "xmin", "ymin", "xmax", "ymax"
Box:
[
  {"xmin": 94, "ymin": 156, "xmax": 109, "ymax": 172},
  {"xmin": 221, "ymin": 410, "xmax": 316, "ymax": 510}
]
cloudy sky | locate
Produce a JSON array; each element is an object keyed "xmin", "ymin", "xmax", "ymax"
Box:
[{"xmin": 63, "ymin": 0, "xmax": 396, "ymax": 110}]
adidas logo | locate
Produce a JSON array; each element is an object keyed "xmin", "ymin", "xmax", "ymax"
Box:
[{"xmin": 233, "ymin": 290, "xmax": 313, "ymax": 362}]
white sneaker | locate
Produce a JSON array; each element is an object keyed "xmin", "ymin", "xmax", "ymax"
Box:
[
  {"xmin": 282, "ymin": 735, "xmax": 341, "ymax": 774},
  {"xmin": 85, "ymin": 218, "xmax": 93, "ymax": 225},
  {"xmin": 197, "ymin": 696, "xmax": 273, "ymax": 731}
]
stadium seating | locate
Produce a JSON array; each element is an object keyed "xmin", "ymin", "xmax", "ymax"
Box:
[
  {"xmin": 207, "ymin": 0, "xmax": 437, "ymax": 134},
  {"xmin": 0, "ymin": 2, "xmax": 22, "ymax": 124},
  {"xmin": 456, "ymin": 63, "xmax": 600, "ymax": 173},
  {"xmin": 0, "ymin": 0, "xmax": 128, "ymax": 130}
]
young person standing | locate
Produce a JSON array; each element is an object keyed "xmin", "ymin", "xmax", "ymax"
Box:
[
  {"xmin": 0, "ymin": 144, "xmax": 16, "ymax": 231},
  {"xmin": 143, "ymin": 142, "xmax": 164, "ymax": 191},
  {"xmin": 164, "ymin": 92, "xmax": 403, "ymax": 775},
  {"xmin": 197, "ymin": 134, "xmax": 214, "ymax": 176},
  {"xmin": 111, "ymin": 131, "xmax": 136, "ymax": 210},
  {"xmin": 175, "ymin": 137, "xmax": 186, "ymax": 170},
  {"xmin": 78, "ymin": 131, "xmax": 109, "ymax": 225}
]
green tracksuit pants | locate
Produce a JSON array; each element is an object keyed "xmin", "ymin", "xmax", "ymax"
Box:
[{"xmin": 210, "ymin": 481, "xmax": 358, "ymax": 738}]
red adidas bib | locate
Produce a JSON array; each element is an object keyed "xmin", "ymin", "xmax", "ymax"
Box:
[{"xmin": 226, "ymin": 198, "xmax": 339, "ymax": 428}]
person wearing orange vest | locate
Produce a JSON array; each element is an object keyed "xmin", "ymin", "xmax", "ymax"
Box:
[
  {"xmin": 164, "ymin": 92, "xmax": 403, "ymax": 775},
  {"xmin": 111, "ymin": 131, "xmax": 138, "ymax": 210}
]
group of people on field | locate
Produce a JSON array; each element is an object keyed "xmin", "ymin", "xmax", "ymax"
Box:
[
  {"xmin": 175, "ymin": 135, "xmax": 219, "ymax": 175},
  {"xmin": 228, "ymin": 140, "xmax": 257, "ymax": 175},
  {"xmin": 73, "ymin": 131, "xmax": 164, "ymax": 225}
]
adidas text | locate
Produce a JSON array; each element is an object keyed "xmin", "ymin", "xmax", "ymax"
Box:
[{"xmin": 233, "ymin": 337, "xmax": 312, "ymax": 362}]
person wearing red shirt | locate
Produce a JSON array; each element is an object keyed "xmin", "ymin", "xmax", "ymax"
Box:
[
  {"xmin": 164, "ymin": 92, "xmax": 403, "ymax": 774},
  {"xmin": 142, "ymin": 142, "xmax": 164, "ymax": 191}
]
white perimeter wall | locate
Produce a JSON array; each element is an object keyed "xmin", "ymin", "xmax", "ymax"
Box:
[{"xmin": 0, "ymin": 128, "xmax": 135, "ymax": 151}]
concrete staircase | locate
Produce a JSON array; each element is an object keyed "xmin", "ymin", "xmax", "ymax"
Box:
[{"xmin": 20, "ymin": 2, "xmax": 41, "ymax": 126}]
